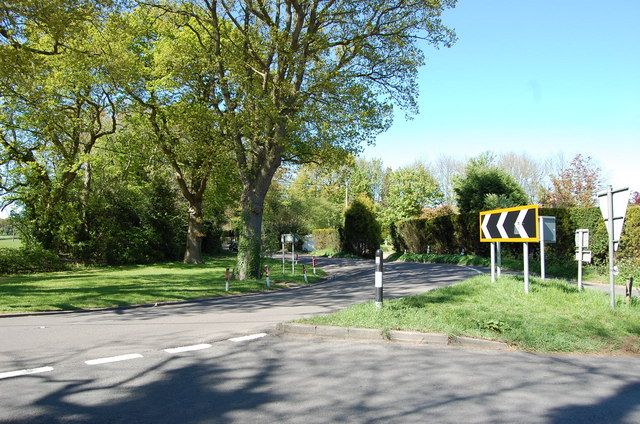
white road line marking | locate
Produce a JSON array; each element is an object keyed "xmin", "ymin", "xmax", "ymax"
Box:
[
  {"xmin": 461, "ymin": 265, "xmax": 484, "ymax": 274},
  {"xmin": 0, "ymin": 366, "xmax": 54, "ymax": 380},
  {"xmin": 164, "ymin": 344, "xmax": 212, "ymax": 354},
  {"xmin": 85, "ymin": 353, "xmax": 143, "ymax": 365},
  {"xmin": 229, "ymin": 333, "xmax": 267, "ymax": 343}
]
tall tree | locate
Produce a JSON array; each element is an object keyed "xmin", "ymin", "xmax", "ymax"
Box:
[
  {"xmin": 379, "ymin": 161, "xmax": 442, "ymax": 230},
  {"xmin": 138, "ymin": 0, "xmax": 457, "ymax": 278},
  {"xmin": 0, "ymin": 3, "xmax": 117, "ymax": 253},
  {"xmin": 497, "ymin": 152, "xmax": 547, "ymax": 204},
  {"xmin": 541, "ymin": 154, "xmax": 602, "ymax": 208},
  {"xmin": 432, "ymin": 154, "xmax": 464, "ymax": 206},
  {"xmin": 454, "ymin": 153, "xmax": 528, "ymax": 213},
  {"xmin": 103, "ymin": 7, "xmax": 240, "ymax": 263}
]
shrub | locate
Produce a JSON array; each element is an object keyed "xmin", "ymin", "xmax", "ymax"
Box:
[
  {"xmin": 312, "ymin": 228, "xmax": 341, "ymax": 251},
  {"xmin": 0, "ymin": 246, "xmax": 69, "ymax": 275},
  {"xmin": 342, "ymin": 196, "xmax": 381, "ymax": 258}
]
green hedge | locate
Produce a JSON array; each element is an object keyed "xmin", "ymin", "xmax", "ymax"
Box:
[
  {"xmin": 0, "ymin": 246, "xmax": 69, "ymax": 275},
  {"xmin": 393, "ymin": 206, "xmax": 639, "ymax": 264},
  {"xmin": 312, "ymin": 228, "xmax": 341, "ymax": 251}
]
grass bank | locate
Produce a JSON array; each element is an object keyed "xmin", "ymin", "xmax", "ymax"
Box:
[
  {"xmin": 0, "ymin": 255, "xmax": 324, "ymax": 314},
  {"xmin": 0, "ymin": 235, "xmax": 21, "ymax": 249},
  {"xmin": 300, "ymin": 274, "xmax": 640, "ymax": 355}
]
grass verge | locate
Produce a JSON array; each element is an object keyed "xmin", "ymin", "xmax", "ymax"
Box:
[
  {"xmin": 300, "ymin": 274, "xmax": 640, "ymax": 355},
  {"xmin": 0, "ymin": 235, "xmax": 21, "ymax": 249},
  {"xmin": 0, "ymin": 255, "xmax": 325, "ymax": 314}
]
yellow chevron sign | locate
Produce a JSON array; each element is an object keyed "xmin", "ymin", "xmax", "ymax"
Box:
[{"xmin": 479, "ymin": 205, "xmax": 539, "ymax": 242}]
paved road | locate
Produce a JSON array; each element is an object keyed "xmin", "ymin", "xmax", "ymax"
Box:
[
  {"xmin": 0, "ymin": 258, "xmax": 479, "ymax": 372},
  {"xmin": 2, "ymin": 257, "xmax": 639, "ymax": 423}
]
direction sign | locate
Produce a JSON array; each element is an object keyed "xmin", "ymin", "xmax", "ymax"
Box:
[
  {"xmin": 479, "ymin": 205, "xmax": 539, "ymax": 242},
  {"xmin": 540, "ymin": 216, "xmax": 556, "ymax": 243},
  {"xmin": 575, "ymin": 229, "xmax": 589, "ymax": 249},
  {"xmin": 597, "ymin": 186, "xmax": 629, "ymax": 249}
]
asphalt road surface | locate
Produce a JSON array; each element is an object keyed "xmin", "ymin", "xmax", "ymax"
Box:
[{"xmin": 1, "ymin": 257, "xmax": 639, "ymax": 423}]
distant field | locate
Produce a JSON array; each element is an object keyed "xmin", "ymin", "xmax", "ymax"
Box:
[{"xmin": 0, "ymin": 235, "xmax": 21, "ymax": 249}]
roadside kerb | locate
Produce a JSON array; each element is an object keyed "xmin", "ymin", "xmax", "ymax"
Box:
[{"xmin": 276, "ymin": 323, "xmax": 508, "ymax": 350}]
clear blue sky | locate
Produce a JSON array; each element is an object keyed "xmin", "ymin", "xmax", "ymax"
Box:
[{"xmin": 363, "ymin": 0, "xmax": 640, "ymax": 193}]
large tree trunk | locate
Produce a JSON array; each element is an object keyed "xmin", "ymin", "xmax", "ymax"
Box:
[
  {"xmin": 236, "ymin": 190, "xmax": 265, "ymax": 280},
  {"xmin": 235, "ymin": 144, "xmax": 282, "ymax": 279},
  {"xmin": 183, "ymin": 199, "xmax": 204, "ymax": 264}
]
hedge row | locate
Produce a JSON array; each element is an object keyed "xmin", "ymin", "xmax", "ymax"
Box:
[
  {"xmin": 312, "ymin": 228, "xmax": 341, "ymax": 251},
  {"xmin": 0, "ymin": 246, "xmax": 70, "ymax": 275},
  {"xmin": 392, "ymin": 206, "xmax": 640, "ymax": 265}
]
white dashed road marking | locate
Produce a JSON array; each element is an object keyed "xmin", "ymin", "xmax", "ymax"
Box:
[
  {"xmin": 85, "ymin": 353, "xmax": 144, "ymax": 365},
  {"xmin": 0, "ymin": 366, "xmax": 54, "ymax": 380},
  {"xmin": 4, "ymin": 334, "xmax": 269, "ymax": 378},
  {"xmin": 229, "ymin": 333, "xmax": 267, "ymax": 343},
  {"xmin": 164, "ymin": 343, "xmax": 212, "ymax": 354}
]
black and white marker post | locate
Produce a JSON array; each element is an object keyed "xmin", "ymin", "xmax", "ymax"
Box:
[
  {"xmin": 375, "ymin": 249, "xmax": 383, "ymax": 308},
  {"xmin": 265, "ymin": 266, "xmax": 270, "ymax": 288}
]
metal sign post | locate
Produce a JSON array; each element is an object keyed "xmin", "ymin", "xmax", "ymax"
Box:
[
  {"xmin": 539, "ymin": 216, "xmax": 557, "ymax": 280},
  {"xmin": 490, "ymin": 242, "xmax": 496, "ymax": 283},
  {"xmin": 597, "ymin": 186, "xmax": 629, "ymax": 309},
  {"xmin": 575, "ymin": 229, "xmax": 591, "ymax": 291},
  {"xmin": 281, "ymin": 235, "xmax": 286, "ymax": 275},
  {"xmin": 480, "ymin": 205, "xmax": 540, "ymax": 293},
  {"xmin": 523, "ymin": 242, "xmax": 530, "ymax": 294}
]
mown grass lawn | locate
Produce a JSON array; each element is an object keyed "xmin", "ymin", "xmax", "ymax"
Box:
[
  {"xmin": 0, "ymin": 256, "xmax": 324, "ymax": 314},
  {"xmin": 0, "ymin": 235, "xmax": 21, "ymax": 249},
  {"xmin": 301, "ymin": 275, "xmax": 640, "ymax": 355}
]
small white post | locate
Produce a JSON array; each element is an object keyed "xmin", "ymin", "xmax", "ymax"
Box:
[
  {"xmin": 490, "ymin": 242, "xmax": 496, "ymax": 282},
  {"xmin": 375, "ymin": 249, "xmax": 383, "ymax": 308},
  {"xmin": 539, "ymin": 217, "xmax": 546, "ymax": 280},
  {"xmin": 524, "ymin": 242, "xmax": 530, "ymax": 294},
  {"xmin": 265, "ymin": 266, "xmax": 270, "ymax": 288},
  {"xmin": 577, "ymin": 242, "xmax": 583, "ymax": 291},
  {"xmin": 497, "ymin": 241, "xmax": 502, "ymax": 278},
  {"xmin": 291, "ymin": 241, "xmax": 295, "ymax": 275}
]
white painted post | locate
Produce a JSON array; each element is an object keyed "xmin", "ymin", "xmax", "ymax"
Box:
[
  {"xmin": 606, "ymin": 186, "xmax": 616, "ymax": 309},
  {"xmin": 291, "ymin": 240, "xmax": 295, "ymax": 276},
  {"xmin": 496, "ymin": 241, "xmax": 502, "ymax": 278},
  {"xmin": 375, "ymin": 249, "xmax": 383, "ymax": 308},
  {"xmin": 524, "ymin": 242, "xmax": 530, "ymax": 294},
  {"xmin": 265, "ymin": 266, "xmax": 270, "ymax": 288},
  {"xmin": 539, "ymin": 217, "xmax": 546, "ymax": 280},
  {"xmin": 225, "ymin": 268, "xmax": 230, "ymax": 292},
  {"xmin": 577, "ymin": 241, "xmax": 583, "ymax": 291},
  {"xmin": 490, "ymin": 242, "xmax": 496, "ymax": 282}
]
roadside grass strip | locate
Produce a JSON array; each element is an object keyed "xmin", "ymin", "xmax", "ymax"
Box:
[
  {"xmin": 0, "ymin": 256, "xmax": 325, "ymax": 314},
  {"xmin": 300, "ymin": 274, "xmax": 640, "ymax": 355},
  {"xmin": 0, "ymin": 366, "xmax": 54, "ymax": 380}
]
